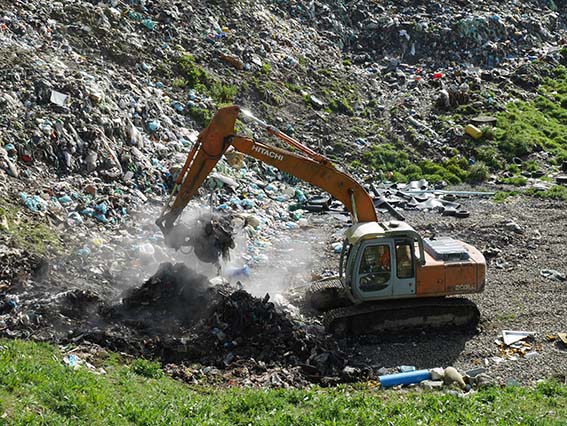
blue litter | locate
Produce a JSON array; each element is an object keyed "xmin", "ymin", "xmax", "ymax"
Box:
[
  {"xmin": 142, "ymin": 19, "xmax": 156, "ymax": 30},
  {"xmin": 67, "ymin": 212, "xmax": 83, "ymax": 225},
  {"xmin": 20, "ymin": 193, "xmax": 48, "ymax": 213},
  {"xmin": 379, "ymin": 370, "xmax": 431, "ymax": 388},
  {"xmin": 63, "ymin": 354, "xmax": 79, "ymax": 367},
  {"xmin": 147, "ymin": 120, "xmax": 161, "ymax": 132},
  {"xmin": 94, "ymin": 213, "xmax": 108, "ymax": 224},
  {"xmin": 58, "ymin": 195, "xmax": 73, "ymax": 205},
  {"xmin": 95, "ymin": 202, "xmax": 108, "ymax": 214},
  {"xmin": 81, "ymin": 207, "xmax": 95, "ymax": 217},
  {"xmin": 226, "ymin": 264, "xmax": 250, "ymax": 279},
  {"xmin": 294, "ymin": 188, "xmax": 307, "ymax": 203},
  {"xmin": 77, "ymin": 246, "xmax": 91, "ymax": 257},
  {"xmin": 241, "ymin": 199, "xmax": 254, "ymax": 209}
]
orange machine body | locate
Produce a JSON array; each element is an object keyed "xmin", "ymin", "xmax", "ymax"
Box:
[{"xmin": 415, "ymin": 243, "xmax": 486, "ymax": 297}]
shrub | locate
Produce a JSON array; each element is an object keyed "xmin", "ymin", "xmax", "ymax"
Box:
[
  {"xmin": 131, "ymin": 359, "xmax": 163, "ymax": 379},
  {"xmin": 467, "ymin": 162, "xmax": 489, "ymax": 183}
]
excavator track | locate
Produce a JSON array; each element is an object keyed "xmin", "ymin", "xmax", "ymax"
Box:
[
  {"xmin": 305, "ymin": 279, "xmax": 351, "ymax": 311},
  {"xmin": 323, "ymin": 297, "xmax": 480, "ymax": 336}
]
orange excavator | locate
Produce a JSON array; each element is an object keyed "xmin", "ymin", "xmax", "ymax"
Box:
[{"xmin": 156, "ymin": 105, "xmax": 486, "ymax": 335}]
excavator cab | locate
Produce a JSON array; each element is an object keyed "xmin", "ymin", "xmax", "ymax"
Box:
[{"xmin": 339, "ymin": 221, "xmax": 426, "ymax": 303}]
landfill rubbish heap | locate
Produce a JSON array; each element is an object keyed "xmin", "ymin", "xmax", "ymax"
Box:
[{"xmin": 0, "ymin": 0, "xmax": 567, "ymax": 389}]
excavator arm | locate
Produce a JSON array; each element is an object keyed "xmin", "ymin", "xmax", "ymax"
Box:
[{"xmin": 156, "ymin": 105, "xmax": 377, "ymax": 247}]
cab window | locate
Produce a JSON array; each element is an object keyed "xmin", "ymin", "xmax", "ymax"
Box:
[
  {"xmin": 358, "ymin": 244, "xmax": 391, "ymax": 292},
  {"xmin": 395, "ymin": 240, "xmax": 414, "ymax": 279}
]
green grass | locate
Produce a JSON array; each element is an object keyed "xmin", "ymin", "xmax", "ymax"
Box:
[
  {"xmin": 493, "ymin": 191, "xmax": 520, "ymax": 203},
  {"xmin": 526, "ymin": 184, "xmax": 567, "ymax": 202},
  {"xmin": 434, "ymin": 66, "xmax": 567, "ymax": 180},
  {"xmin": 187, "ymin": 106, "xmax": 213, "ymax": 127},
  {"xmin": 501, "ymin": 176, "xmax": 528, "ymax": 186},
  {"xmin": 358, "ymin": 144, "xmax": 486, "ymax": 185},
  {"xmin": 176, "ymin": 54, "xmax": 238, "ymax": 104},
  {"xmin": 1, "ymin": 339, "xmax": 567, "ymax": 425},
  {"xmin": 494, "ymin": 66, "xmax": 567, "ymax": 164},
  {"xmin": 0, "ymin": 199, "xmax": 61, "ymax": 254}
]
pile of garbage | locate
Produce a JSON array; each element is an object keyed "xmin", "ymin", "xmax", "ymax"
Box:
[
  {"xmin": 102, "ymin": 263, "xmax": 346, "ymax": 379},
  {"xmin": 0, "ymin": 262, "xmax": 356, "ymax": 385},
  {"xmin": 106, "ymin": 262, "xmax": 213, "ymax": 330}
]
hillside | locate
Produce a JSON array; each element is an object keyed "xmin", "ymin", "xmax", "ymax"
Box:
[{"xmin": 1, "ymin": 0, "xmax": 567, "ymax": 422}]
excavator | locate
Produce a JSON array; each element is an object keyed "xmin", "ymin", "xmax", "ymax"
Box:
[{"xmin": 156, "ymin": 105, "xmax": 486, "ymax": 335}]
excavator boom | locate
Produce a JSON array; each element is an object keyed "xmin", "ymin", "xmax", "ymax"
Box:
[{"xmin": 157, "ymin": 105, "xmax": 377, "ymax": 240}]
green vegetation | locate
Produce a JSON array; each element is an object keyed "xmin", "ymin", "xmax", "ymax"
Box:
[
  {"xmin": 526, "ymin": 184, "xmax": 567, "ymax": 202},
  {"xmin": 172, "ymin": 77, "xmax": 188, "ymax": 88},
  {"xmin": 493, "ymin": 66, "xmax": 567, "ymax": 164},
  {"xmin": 434, "ymin": 66, "xmax": 567, "ymax": 184},
  {"xmin": 130, "ymin": 358, "xmax": 164, "ymax": 379},
  {"xmin": 493, "ymin": 185, "xmax": 567, "ymax": 203},
  {"xmin": 359, "ymin": 144, "xmax": 486, "ymax": 184},
  {"xmin": 493, "ymin": 191, "xmax": 515, "ymax": 203},
  {"xmin": 187, "ymin": 106, "xmax": 213, "ymax": 127},
  {"xmin": 260, "ymin": 63, "xmax": 272, "ymax": 75},
  {"xmin": 209, "ymin": 82, "xmax": 238, "ymax": 103},
  {"xmin": 1, "ymin": 339, "xmax": 567, "ymax": 424},
  {"xmin": 284, "ymin": 82, "xmax": 302, "ymax": 93},
  {"xmin": 0, "ymin": 199, "xmax": 61, "ymax": 254},
  {"xmin": 176, "ymin": 54, "xmax": 238, "ymax": 104},
  {"xmin": 329, "ymin": 97, "xmax": 354, "ymax": 116},
  {"xmin": 501, "ymin": 176, "xmax": 528, "ymax": 186},
  {"xmin": 466, "ymin": 162, "xmax": 490, "ymax": 184},
  {"xmin": 177, "ymin": 54, "xmax": 208, "ymax": 93}
]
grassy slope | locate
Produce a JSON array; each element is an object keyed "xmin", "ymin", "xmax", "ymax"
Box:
[
  {"xmin": 0, "ymin": 340, "xmax": 566, "ymax": 425},
  {"xmin": 0, "ymin": 198, "xmax": 61, "ymax": 255}
]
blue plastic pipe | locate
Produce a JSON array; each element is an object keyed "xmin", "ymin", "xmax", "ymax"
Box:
[{"xmin": 379, "ymin": 370, "xmax": 431, "ymax": 388}]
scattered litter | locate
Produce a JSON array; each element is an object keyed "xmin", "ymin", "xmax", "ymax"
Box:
[
  {"xmin": 502, "ymin": 330, "xmax": 535, "ymax": 346},
  {"xmin": 540, "ymin": 269, "xmax": 566, "ymax": 282},
  {"xmin": 63, "ymin": 354, "xmax": 79, "ymax": 368},
  {"xmin": 399, "ymin": 365, "xmax": 416, "ymax": 373},
  {"xmin": 379, "ymin": 370, "xmax": 431, "ymax": 388},
  {"xmin": 50, "ymin": 90, "xmax": 68, "ymax": 107},
  {"xmin": 444, "ymin": 367, "xmax": 466, "ymax": 389}
]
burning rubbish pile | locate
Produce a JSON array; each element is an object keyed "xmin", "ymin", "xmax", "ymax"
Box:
[
  {"xmin": 105, "ymin": 262, "xmax": 213, "ymax": 332},
  {"xmin": 1, "ymin": 262, "xmax": 361, "ymax": 385},
  {"xmin": 99, "ymin": 262, "xmax": 349, "ymax": 384}
]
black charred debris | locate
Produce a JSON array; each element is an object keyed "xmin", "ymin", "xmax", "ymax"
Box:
[{"xmin": 1, "ymin": 262, "xmax": 370, "ymax": 386}]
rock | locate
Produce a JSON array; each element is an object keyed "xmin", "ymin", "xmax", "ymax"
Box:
[
  {"xmin": 505, "ymin": 221, "xmax": 524, "ymax": 234},
  {"xmin": 465, "ymin": 367, "xmax": 487, "ymax": 378},
  {"xmin": 420, "ymin": 380, "xmax": 444, "ymax": 390},
  {"xmin": 473, "ymin": 373, "xmax": 495, "ymax": 388},
  {"xmin": 430, "ymin": 367, "xmax": 445, "ymax": 381},
  {"xmin": 444, "ymin": 367, "xmax": 466, "ymax": 389}
]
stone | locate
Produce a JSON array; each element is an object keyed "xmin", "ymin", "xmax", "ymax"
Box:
[
  {"xmin": 420, "ymin": 380, "xmax": 444, "ymax": 390},
  {"xmin": 444, "ymin": 367, "xmax": 466, "ymax": 389}
]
